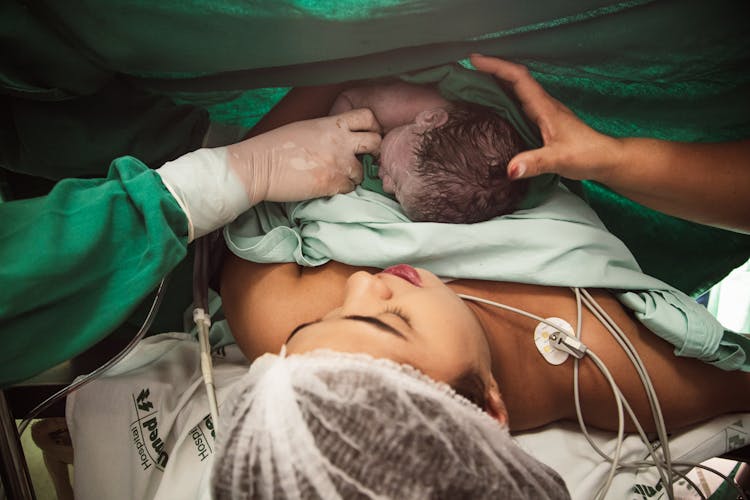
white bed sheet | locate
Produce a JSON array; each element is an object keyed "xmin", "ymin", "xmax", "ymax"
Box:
[
  {"xmin": 66, "ymin": 333, "xmax": 750, "ymax": 499},
  {"xmin": 517, "ymin": 414, "xmax": 750, "ymax": 499}
]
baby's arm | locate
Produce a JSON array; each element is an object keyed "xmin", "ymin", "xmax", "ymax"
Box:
[
  {"xmin": 330, "ymin": 82, "xmax": 450, "ymax": 132},
  {"xmin": 245, "ymin": 83, "xmax": 349, "ymax": 138}
]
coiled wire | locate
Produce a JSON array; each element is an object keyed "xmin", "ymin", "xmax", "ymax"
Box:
[{"xmin": 18, "ymin": 275, "xmax": 170, "ymax": 436}]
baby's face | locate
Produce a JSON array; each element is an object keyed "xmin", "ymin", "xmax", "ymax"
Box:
[
  {"xmin": 377, "ymin": 107, "xmax": 449, "ymax": 218},
  {"xmin": 378, "ymin": 122, "xmax": 424, "ymax": 205}
]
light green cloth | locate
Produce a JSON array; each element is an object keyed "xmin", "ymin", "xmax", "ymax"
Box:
[
  {"xmin": 225, "ymin": 185, "xmax": 749, "ymax": 371},
  {"xmin": 707, "ymin": 260, "xmax": 750, "ymax": 334}
]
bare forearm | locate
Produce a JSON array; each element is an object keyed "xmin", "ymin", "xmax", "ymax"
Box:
[
  {"xmin": 599, "ymin": 138, "xmax": 750, "ymax": 233},
  {"xmin": 470, "ymin": 55, "xmax": 750, "ymax": 233}
]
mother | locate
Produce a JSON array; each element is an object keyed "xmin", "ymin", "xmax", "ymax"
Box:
[
  {"xmin": 221, "ymin": 258, "xmax": 750, "ymax": 434},
  {"xmin": 214, "ymin": 256, "xmax": 750, "ymax": 499}
]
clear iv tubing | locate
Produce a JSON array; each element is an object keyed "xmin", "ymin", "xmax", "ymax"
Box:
[
  {"xmin": 19, "ymin": 233, "xmax": 219, "ymax": 437},
  {"xmin": 194, "ymin": 308, "xmax": 219, "ymax": 431},
  {"xmin": 193, "ymin": 234, "xmax": 219, "ymax": 430},
  {"xmin": 18, "ymin": 275, "xmax": 171, "ymax": 437}
]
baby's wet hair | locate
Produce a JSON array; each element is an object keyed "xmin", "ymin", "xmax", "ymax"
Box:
[{"xmin": 405, "ymin": 102, "xmax": 529, "ymax": 223}]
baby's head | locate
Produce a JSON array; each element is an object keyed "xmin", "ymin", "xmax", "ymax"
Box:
[{"xmin": 378, "ymin": 102, "xmax": 529, "ymax": 223}]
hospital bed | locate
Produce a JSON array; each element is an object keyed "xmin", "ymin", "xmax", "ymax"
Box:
[{"xmin": 3, "ymin": 334, "xmax": 750, "ymax": 500}]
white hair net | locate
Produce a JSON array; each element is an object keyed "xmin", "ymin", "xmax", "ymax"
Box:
[{"xmin": 212, "ymin": 350, "xmax": 569, "ymax": 499}]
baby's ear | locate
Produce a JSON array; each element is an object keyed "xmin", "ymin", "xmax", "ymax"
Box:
[
  {"xmin": 415, "ymin": 108, "xmax": 449, "ymax": 129},
  {"xmin": 486, "ymin": 380, "xmax": 509, "ymax": 426}
]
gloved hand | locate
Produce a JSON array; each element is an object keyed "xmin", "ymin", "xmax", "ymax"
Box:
[{"xmin": 157, "ymin": 109, "xmax": 382, "ymax": 241}]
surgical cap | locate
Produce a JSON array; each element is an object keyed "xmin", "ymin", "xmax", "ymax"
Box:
[{"xmin": 211, "ymin": 350, "xmax": 570, "ymax": 499}]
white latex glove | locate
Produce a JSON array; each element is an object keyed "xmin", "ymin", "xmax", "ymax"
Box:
[{"xmin": 157, "ymin": 109, "xmax": 381, "ymax": 241}]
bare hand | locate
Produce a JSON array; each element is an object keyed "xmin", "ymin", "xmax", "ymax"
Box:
[{"xmin": 470, "ymin": 54, "xmax": 620, "ymax": 183}]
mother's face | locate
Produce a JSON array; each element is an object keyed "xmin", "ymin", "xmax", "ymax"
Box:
[{"xmin": 284, "ymin": 265, "xmax": 505, "ymax": 421}]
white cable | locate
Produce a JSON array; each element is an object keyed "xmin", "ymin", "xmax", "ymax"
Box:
[
  {"xmin": 457, "ymin": 290, "xmax": 680, "ymax": 498},
  {"xmin": 576, "ymin": 290, "xmax": 673, "ymax": 497},
  {"xmin": 579, "ymin": 289, "xmax": 669, "ymax": 431},
  {"xmin": 580, "ymin": 289, "xmax": 667, "ymax": 430},
  {"xmin": 552, "ymin": 288, "xmax": 631, "ymax": 497},
  {"xmin": 570, "ymin": 289, "xmax": 670, "ymax": 487},
  {"xmin": 573, "ymin": 367, "xmax": 672, "ymax": 491},
  {"xmin": 19, "ymin": 275, "xmax": 171, "ymax": 436},
  {"xmin": 584, "ymin": 350, "xmax": 625, "ymax": 500},
  {"xmin": 459, "ymin": 291, "xmax": 624, "ymax": 496},
  {"xmin": 577, "ymin": 289, "xmax": 674, "ymax": 494},
  {"xmin": 569, "ymin": 287, "xmax": 629, "ymax": 496},
  {"xmin": 574, "ymin": 287, "xmax": 582, "ymax": 339},
  {"xmin": 567, "ymin": 383, "xmax": 745, "ymax": 499},
  {"xmin": 456, "ymin": 294, "xmax": 576, "ymax": 335},
  {"xmin": 549, "ymin": 325, "xmax": 625, "ymax": 498},
  {"xmin": 457, "ymin": 290, "xmax": 750, "ymax": 499}
]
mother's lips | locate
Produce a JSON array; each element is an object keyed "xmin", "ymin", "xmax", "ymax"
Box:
[{"xmin": 381, "ymin": 264, "xmax": 422, "ymax": 287}]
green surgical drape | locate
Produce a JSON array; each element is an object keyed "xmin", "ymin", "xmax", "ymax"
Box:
[
  {"xmin": 5, "ymin": 0, "xmax": 748, "ymax": 293},
  {"xmin": 0, "ymin": 159, "xmax": 188, "ymax": 386},
  {"xmin": 1, "ymin": 0, "xmax": 748, "ymax": 383}
]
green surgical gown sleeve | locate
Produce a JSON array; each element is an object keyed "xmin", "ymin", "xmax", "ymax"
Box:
[{"xmin": 0, "ymin": 156, "xmax": 189, "ymax": 387}]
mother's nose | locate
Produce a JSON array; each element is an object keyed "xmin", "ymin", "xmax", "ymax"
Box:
[{"xmin": 342, "ymin": 271, "xmax": 392, "ymax": 307}]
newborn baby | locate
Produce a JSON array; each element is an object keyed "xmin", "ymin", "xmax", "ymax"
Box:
[{"xmin": 330, "ymin": 82, "xmax": 529, "ymax": 223}]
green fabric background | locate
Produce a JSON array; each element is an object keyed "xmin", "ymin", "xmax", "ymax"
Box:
[{"xmin": 2, "ymin": 0, "xmax": 748, "ymax": 296}]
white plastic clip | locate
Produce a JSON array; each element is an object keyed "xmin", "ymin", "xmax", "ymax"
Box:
[
  {"xmin": 534, "ymin": 317, "xmax": 575, "ymax": 365},
  {"xmin": 549, "ymin": 331, "xmax": 587, "ymax": 359},
  {"xmin": 193, "ymin": 308, "xmax": 212, "ymax": 328}
]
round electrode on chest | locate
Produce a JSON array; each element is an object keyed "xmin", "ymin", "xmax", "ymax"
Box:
[{"xmin": 534, "ymin": 317, "xmax": 574, "ymax": 365}]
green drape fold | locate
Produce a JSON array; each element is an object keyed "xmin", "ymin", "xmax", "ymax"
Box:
[
  {"xmin": 0, "ymin": 158, "xmax": 188, "ymax": 386},
  {"xmin": 2, "ymin": 0, "xmax": 748, "ymax": 297}
]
